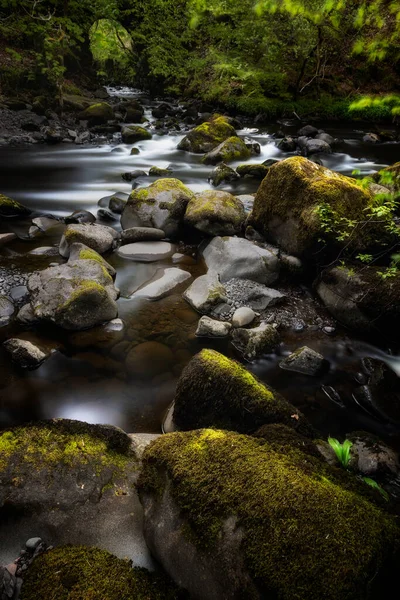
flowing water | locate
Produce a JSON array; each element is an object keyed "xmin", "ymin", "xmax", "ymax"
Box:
[{"xmin": 0, "ymin": 87, "xmax": 399, "ymax": 445}]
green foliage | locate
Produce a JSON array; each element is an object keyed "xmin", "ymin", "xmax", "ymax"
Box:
[
  {"xmin": 328, "ymin": 437, "xmax": 353, "ymax": 468},
  {"xmin": 363, "ymin": 477, "xmax": 389, "ymax": 502}
]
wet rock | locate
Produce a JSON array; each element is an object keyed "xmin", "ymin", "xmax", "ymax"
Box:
[
  {"xmin": 130, "ymin": 147, "xmax": 140, "ymax": 155},
  {"xmin": 109, "ymin": 195, "xmax": 127, "ymax": 213},
  {"xmin": 27, "ymin": 258, "xmax": 118, "ymax": 330},
  {"xmin": 178, "ymin": 116, "xmax": 236, "ymax": 153},
  {"xmin": 0, "ymin": 420, "xmax": 154, "ymax": 569},
  {"xmin": 363, "ymin": 133, "xmax": 380, "ymax": 143},
  {"xmin": 10, "ymin": 285, "xmax": 28, "ymax": 303},
  {"xmin": 117, "ymin": 241, "xmax": 174, "ymax": 262},
  {"xmin": 59, "ymin": 223, "xmax": 119, "ymax": 257},
  {"xmin": 297, "ymin": 124, "xmax": 319, "ymax": 137},
  {"xmin": 0, "ymin": 233, "xmax": 17, "ymax": 246},
  {"xmin": 0, "ymin": 296, "xmax": 15, "ymax": 322},
  {"xmin": 121, "ymin": 178, "xmax": 194, "ymax": 238},
  {"xmin": 0, "ymin": 565, "xmax": 18, "ymax": 600},
  {"xmin": 3, "ymin": 336, "xmax": 54, "ymax": 369},
  {"xmin": 348, "ymin": 432, "xmax": 400, "ymax": 477},
  {"xmin": 68, "ymin": 318, "xmax": 125, "ymax": 349},
  {"xmin": 184, "ymin": 190, "xmax": 245, "ymax": 236},
  {"xmin": 78, "ymin": 102, "xmax": 114, "ymax": 124},
  {"xmin": 44, "ymin": 127, "xmax": 63, "ymax": 144},
  {"xmin": 64, "ymin": 209, "xmax": 96, "ymax": 224},
  {"xmin": 126, "ymin": 341, "xmax": 173, "ymax": 377},
  {"xmin": 68, "ymin": 242, "xmax": 116, "ymax": 278},
  {"xmin": 315, "ymin": 132, "xmax": 336, "ymax": 145},
  {"xmin": 232, "ymin": 307, "xmax": 255, "ymax": 327},
  {"xmin": 0, "ymin": 194, "xmax": 30, "ymax": 218},
  {"xmin": 224, "ymin": 278, "xmax": 285, "ymax": 311},
  {"xmin": 31, "ymin": 216, "xmax": 60, "ymax": 232},
  {"xmin": 202, "ymin": 136, "xmax": 251, "ymax": 165},
  {"xmin": 172, "ymin": 349, "xmax": 313, "ymax": 435},
  {"xmin": 133, "ymin": 268, "xmax": 191, "ymax": 300},
  {"xmin": 237, "ymin": 195, "xmax": 255, "ymax": 214},
  {"xmin": 232, "ymin": 322, "xmax": 280, "ymax": 359},
  {"xmin": 138, "ymin": 428, "xmax": 397, "ymax": 600},
  {"xmin": 16, "ymin": 303, "xmax": 38, "ymax": 325},
  {"xmin": 28, "ymin": 246, "xmax": 60, "ymax": 256},
  {"xmin": 236, "ymin": 163, "xmax": 269, "ymax": 179},
  {"xmin": 121, "ymin": 125, "xmax": 152, "ymax": 143},
  {"xmin": 277, "ymin": 136, "xmax": 296, "ymax": 151},
  {"xmin": 183, "ymin": 274, "xmax": 227, "ymax": 314},
  {"xmin": 251, "ymin": 157, "xmax": 383, "ymax": 258},
  {"xmin": 97, "ymin": 208, "xmax": 117, "ymax": 221},
  {"xmin": 149, "ymin": 166, "xmax": 173, "ymax": 176},
  {"xmin": 121, "ymin": 169, "xmax": 147, "ymax": 181},
  {"xmin": 25, "ymin": 537, "xmax": 42, "ymax": 551},
  {"xmin": 209, "ymin": 163, "xmax": 239, "ymax": 187},
  {"xmin": 203, "ymin": 236, "xmax": 280, "ymax": 284},
  {"xmin": 279, "ymin": 346, "xmax": 329, "ymax": 376},
  {"xmin": 121, "ymin": 227, "xmax": 166, "ymax": 244},
  {"xmin": 297, "ymin": 136, "xmax": 332, "ymax": 156},
  {"xmin": 196, "ymin": 316, "xmax": 232, "ymax": 337},
  {"xmin": 243, "ymin": 137, "xmax": 261, "ymax": 155}
]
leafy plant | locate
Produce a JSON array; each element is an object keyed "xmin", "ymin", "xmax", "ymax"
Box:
[
  {"xmin": 362, "ymin": 477, "xmax": 389, "ymax": 501},
  {"xmin": 328, "ymin": 437, "xmax": 353, "ymax": 468}
]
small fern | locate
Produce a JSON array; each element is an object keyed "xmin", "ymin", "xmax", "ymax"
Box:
[
  {"xmin": 363, "ymin": 477, "xmax": 389, "ymax": 501},
  {"xmin": 328, "ymin": 437, "xmax": 353, "ymax": 468}
]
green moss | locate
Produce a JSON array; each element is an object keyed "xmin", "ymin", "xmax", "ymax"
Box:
[
  {"xmin": 129, "ymin": 179, "xmax": 194, "ymax": 209},
  {"xmin": 78, "ymin": 249, "xmax": 113, "ymax": 280},
  {"xmin": 0, "ymin": 193, "xmax": 30, "ymax": 216},
  {"xmin": 138, "ymin": 429, "xmax": 400, "ymax": 600},
  {"xmin": 202, "ymin": 136, "xmax": 251, "ymax": 164},
  {"xmin": 20, "ymin": 545, "xmax": 183, "ymax": 600},
  {"xmin": 236, "ymin": 163, "xmax": 269, "ymax": 179},
  {"xmin": 173, "ymin": 349, "xmax": 314, "ymax": 437},
  {"xmin": 61, "ymin": 280, "xmax": 107, "ymax": 310},
  {"xmin": 0, "ymin": 420, "xmax": 132, "ymax": 473},
  {"xmin": 184, "ymin": 190, "xmax": 245, "ymax": 230},
  {"xmin": 82, "ymin": 102, "xmax": 113, "ymax": 119},
  {"xmin": 178, "ymin": 117, "xmax": 236, "ymax": 153}
]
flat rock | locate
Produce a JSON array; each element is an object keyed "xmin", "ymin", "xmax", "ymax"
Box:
[
  {"xmin": 121, "ymin": 227, "xmax": 166, "ymax": 244},
  {"xmin": 279, "ymin": 346, "xmax": 329, "ymax": 376},
  {"xmin": 183, "ymin": 274, "xmax": 227, "ymax": 314},
  {"xmin": 117, "ymin": 241, "xmax": 174, "ymax": 262},
  {"xmin": 196, "ymin": 316, "xmax": 232, "ymax": 337},
  {"xmin": 133, "ymin": 268, "xmax": 191, "ymax": 300}
]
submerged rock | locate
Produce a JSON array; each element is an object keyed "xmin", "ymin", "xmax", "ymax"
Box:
[
  {"xmin": 202, "ymin": 136, "xmax": 251, "ymax": 165},
  {"xmin": 0, "ymin": 193, "xmax": 30, "ymax": 218},
  {"xmin": 279, "ymin": 346, "xmax": 329, "ymax": 376},
  {"xmin": 20, "ymin": 545, "xmax": 181, "ymax": 600},
  {"xmin": 3, "ymin": 335, "xmax": 56, "ymax": 369},
  {"xmin": 121, "ymin": 125, "xmax": 152, "ymax": 143},
  {"xmin": 250, "ymin": 157, "xmax": 389, "ymax": 257},
  {"xmin": 59, "ymin": 224, "xmax": 119, "ymax": 258},
  {"xmin": 172, "ymin": 349, "xmax": 313, "ymax": 435},
  {"xmin": 138, "ymin": 429, "xmax": 399, "ymax": 600},
  {"xmin": 133, "ymin": 268, "xmax": 191, "ymax": 300},
  {"xmin": 178, "ymin": 116, "xmax": 236, "ymax": 154},
  {"xmin": 236, "ymin": 163, "xmax": 269, "ymax": 179},
  {"xmin": 203, "ymin": 236, "xmax": 280, "ymax": 284},
  {"xmin": 64, "ymin": 209, "xmax": 96, "ymax": 224},
  {"xmin": 126, "ymin": 341, "xmax": 173, "ymax": 378},
  {"xmin": 297, "ymin": 136, "xmax": 332, "ymax": 156},
  {"xmin": 184, "ymin": 190, "xmax": 245, "ymax": 236},
  {"xmin": 121, "ymin": 179, "xmax": 194, "ymax": 238}
]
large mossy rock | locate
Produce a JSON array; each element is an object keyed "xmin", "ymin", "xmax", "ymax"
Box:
[
  {"xmin": 202, "ymin": 136, "xmax": 251, "ymax": 165},
  {"xmin": 138, "ymin": 429, "xmax": 399, "ymax": 600},
  {"xmin": 178, "ymin": 116, "xmax": 236, "ymax": 154},
  {"xmin": 0, "ymin": 193, "xmax": 31, "ymax": 218},
  {"xmin": 121, "ymin": 125, "xmax": 152, "ymax": 144},
  {"xmin": 121, "ymin": 179, "xmax": 195, "ymax": 238},
  {"xmin": 0, "ymin": 420, "xmax": 158, "ymax": 568},
  {"xmin": 59, "ymin": 223, "xmax": 119, "ymax": 258},
  {"xmin": 316, "ymin": 263, "xmax": 400, "ymax": 335},
  {"xmin": 250, "ymin": 157, "xmax": 386, "ymax": 257},
  {"xmin": 184, "ymin": 190, "xmax": 245, "ymax": 236},
  {"xmin": 20, "ymin": 545, "xmax": 181, "ymax": 600},
  {"xmin": 78, "ymin": 102, "xmax": 114, "ymax": 124},
  {"xmin": 172, "ymin": 349, "xmax": 314, "ymax": 436},
  {"xmin": 27, "ymin": 257, "xmax": 118, "ymax": 330}
]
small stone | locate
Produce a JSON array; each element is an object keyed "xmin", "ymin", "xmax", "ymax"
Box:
[
  {"xmin": 196, "ymin": 316, "xmax": 232, "ymax": 338},
  {"xmin": 322, "ymin": 326, "xmax": 336, "ymax": 336},
  {"xmin": 280, "ymin": 346, "xmax": 329, "ymax": 376},
  {"xmin": 26, "ymin": 537, "xmax": 42, "ymax": 551},
  {"xmin": 232, "ymin": 307, "xmax": 255, "ymax": 327},
  {"xmin": 117, "ymin": 241, "xmax": 174, "ymax": 262}
]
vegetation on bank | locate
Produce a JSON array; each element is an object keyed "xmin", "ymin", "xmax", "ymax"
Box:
[{"xmin": 0, "ymin": 1, "xmax": 399, "ymax": 121}]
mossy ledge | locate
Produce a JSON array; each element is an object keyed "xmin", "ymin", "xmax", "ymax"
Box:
[
  {"xmin": 138, "ymin": 429, "xmax": 400, "ymax": 600},
  {"xmin": 173, "ymin": 349, "xmax": 315, "ymax": 437},
  {"xmin": 20, "ymin": 545, "xmax": 183, "ymax": 600}
]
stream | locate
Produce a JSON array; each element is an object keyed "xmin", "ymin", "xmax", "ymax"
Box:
[{"xmin": 0, "ymin": 87, "xmax": 399, "ymax": 445}]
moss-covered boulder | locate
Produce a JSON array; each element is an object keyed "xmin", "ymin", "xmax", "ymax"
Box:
[
  {"xmin": 316, "ymin": 262, "xmax": 400, "ymax": 336},
  {"xmin": 27, "ymin": 255, "xmax": 118, "ymax": 330},
  {"xmin": 202, "ymin": 136, "xmax": 251, "ymax": 165},
  {"xmin": 21, "ymin": 545, "xmax": 182, "ymax": 600},
  {"xmin": 172, "ymin": 349, "xmax": 314, "ymax": 437},
  {"xmin": 209, "ymin": 162, "xmax": 239, "ymax": 186},
  {"xmin": 0, "ymin": 193, "xmax": 31, "ymax": 218},
  {"xmin": 138, "ymin": 429, "xmax": 399, "ymax": 600},
  {"xmin": 68, "ymin": 242, "xmax": 116, "ymax": 278},
  {"xmin": 59, "ymin": 223, "xmax": 120, "ymax": 258},
  {"xmin": 121, "ymin": 179, "xmax": 195, "ymax": 238},
  {"xmin": 250, "ymin": 157, "xmax": 389, "ymax": 257},
  {"xmin": 372, "ymin": 161, "xmax": 400, "ymax": 192},
  {"xmin": 121, "ymin": 126, "xmax": 152, "ymax": 144},
  {"xmin": 78, "ymin": 102, "xmax": 114, "ymax": 124},
  {"xmin": 184, "ymin": 190, "xmax": 245, "ymax": 236},
  {"xmin": 178, "ymin": 116, "xmax": 236, "ymax": 154},
  {"xmin": 0, "ymin": 420, "xmax": 158, "ymax": 569},
  {"xmin": 236, "ymin": 163, "xmax": 269, "ymax": 179}
]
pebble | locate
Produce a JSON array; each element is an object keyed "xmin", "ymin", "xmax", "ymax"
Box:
[
  {"xmin": 323, "ymin": 325, "xmax": 336, "ymax": 336},
  {"xmin": 26, "ymin": 537, "xmax": 42, "ymax": 551},
  {"xmin": 232, "ymin": 307, "xmax": 256, "ymax": 328}
]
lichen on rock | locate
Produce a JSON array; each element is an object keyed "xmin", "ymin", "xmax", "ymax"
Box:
[
  {"xmin": 178, "ymin": 116, "xmax": 236, "ymax": 154},
  {"xmin": 184, "ymin": 190, "xmax": 245, "ymax": 236}
]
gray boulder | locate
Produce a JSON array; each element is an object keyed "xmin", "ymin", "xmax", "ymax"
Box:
[
  {"xmin": 183, "ymin": 274, "xmax": 227, "ymax": 314},
  {"xmin": 297, "ymin": 136, "xmax": 332, "ymax": 156},
  {"xmin": 59, "ymin": 224, "xmax": 119, "ymax": 258},
  {"xmin": 68, "ymin": 242, "xmax": 116, "ymax": 278},
  {"xmin": 117, "ymin": 241, "xmax": 174, "ymax": 262},
  {"xmin": 27, "ymin": 258, "xmax": 118, "ymax": 330},
  {"xmin": 121, "ymin": 227, "xmax": 166, "ymax": 244},
  {"xmin": 297, "ymin": 125, "xmax": 319, "ymax": 137},
  {"xmin": 3, "ymin": 336, "xmax": 54, "ymax": 369},
  {"xmin": 121, "ymin": 179, "xmax": 194, "ymax": 238},
  {"xmin": 184, "ymin": 191, "xmax": 245, "ymax": 236},
  {"xmin": 133, "ymin": 268, "xmax": 191, "ymax": 300},
  {"xmin": 121, "ymin": 126, "xmax": 152, "ymax": 143},
  {"xmin": 178, "ymin": 116, "xmax": 236, "ymax": 153},
  {"xmin": 203, "ymin": 236, "xmax": 280, "ymax": 284},
  {"xmin": 209, "ymin": 163, "xmax": 239, "ymax": 187},
  {"xmin": 316, "ymin": 132, "xmax": 336, "ymax": 145},
  {"xmin": 232, "ymin": 322, "xmax": 280, "ymax": 359}
]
